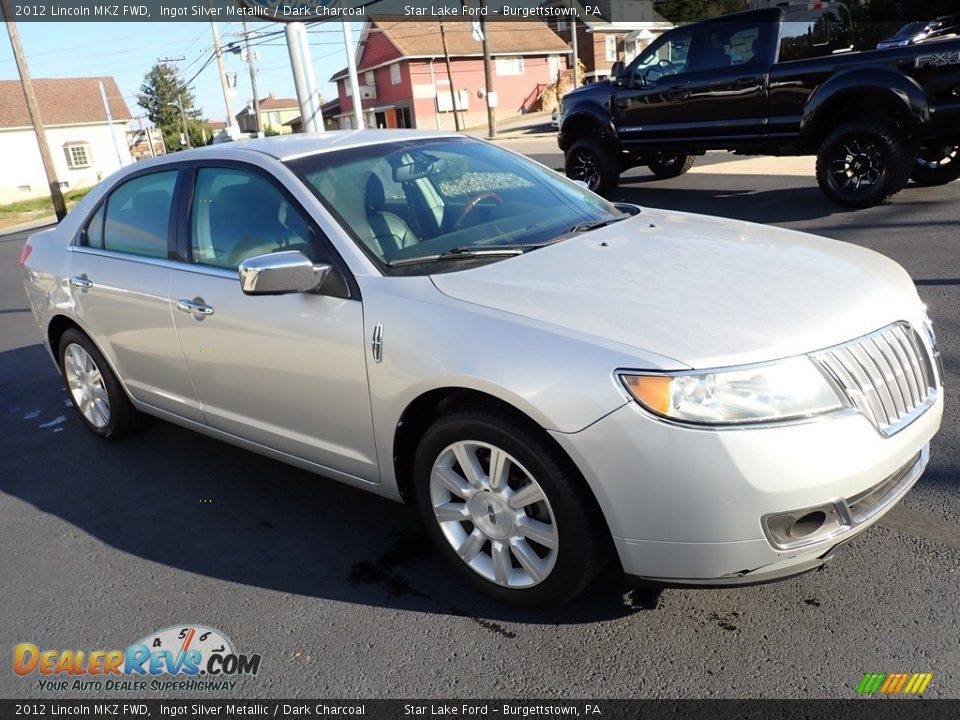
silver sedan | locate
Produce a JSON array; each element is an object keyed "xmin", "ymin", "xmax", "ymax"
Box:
[{"xmin": 21, "ymin": 131, "xmax": 943, "ymax": 607}]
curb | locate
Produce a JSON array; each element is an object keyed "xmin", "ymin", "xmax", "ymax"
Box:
[{"xmin": 0, "ymin": 216, "xmax": 58, "ymax": 238}]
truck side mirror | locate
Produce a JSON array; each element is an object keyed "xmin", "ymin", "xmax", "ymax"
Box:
[{"xmin": 610, "ymin": 61, "xmax": 625, "ymax": 86}]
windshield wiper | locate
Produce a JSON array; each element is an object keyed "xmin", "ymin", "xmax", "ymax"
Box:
[
  {"xmin": 387, "ymin": 245, "xmax": 525, "ymax": 268},
  {"xmin": 567, "ymin": 215, "xmax": 630, "ymax": 234}
]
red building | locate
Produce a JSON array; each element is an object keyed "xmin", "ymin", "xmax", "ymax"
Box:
[{"xmin": 330, "ymin": 20, "xmax": 572, "ymax": 131}]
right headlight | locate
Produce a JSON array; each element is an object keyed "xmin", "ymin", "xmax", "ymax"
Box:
[{"xmin": 618, "ymin": 356, "xmax": 848, "ymax": 427}]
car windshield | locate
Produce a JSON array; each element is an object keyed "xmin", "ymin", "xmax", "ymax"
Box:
[{"xmin": 284, "ymin": 137, "xmax": 621, "ymax": 274}]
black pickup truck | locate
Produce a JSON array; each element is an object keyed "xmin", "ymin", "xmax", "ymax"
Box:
[{"xmin": 558, "ymin": 4, "xmax": 960, "ymax": 207}]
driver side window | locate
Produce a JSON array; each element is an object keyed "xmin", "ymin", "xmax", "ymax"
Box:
[{"xmin": 629, "ymin": 29, "xmax": 694, "ymax": 85}]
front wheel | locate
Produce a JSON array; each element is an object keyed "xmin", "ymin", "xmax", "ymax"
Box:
[
  {"xmin": 413, "ymin": 409, "xmax": 608, "ymax": 607},
  {"xmin": 815, "ymin": 120, "xmax": 913, "ymax": 208},
  {"xmin": 910, "ymin": 145, "xmax": 960, "ymax": 186},
  {"xmin": 564, "ymin": 137, "xmax": 619, "ymax": 195},
  {"xmin": 647, "ymin": 153, "xmax": 695, "ymax": 179}
]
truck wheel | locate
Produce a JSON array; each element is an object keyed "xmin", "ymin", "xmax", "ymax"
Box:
[
  {"xmin": 816, "ymin": 120, "xmax": 912, "ymax": 208},
  {"xmin": 647, "ymin": 153, "xmax": 695, "ymax": 180},
  {"xmin": 565, "ymin": 137, "xmax": 619, "ymax": 195},
  {"xmin": 911, "ymin": 145, "xmax": 960, "ymax": 187}
]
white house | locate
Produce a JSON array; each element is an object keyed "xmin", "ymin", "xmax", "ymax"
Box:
[{"xmin": 0, "ymin": 77, "xmax": 133, "ymax": 205}]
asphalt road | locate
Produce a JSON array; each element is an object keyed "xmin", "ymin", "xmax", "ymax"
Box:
[{"xmin": 1, "ymin": 149, "xmax": 958, "ymax": 700}]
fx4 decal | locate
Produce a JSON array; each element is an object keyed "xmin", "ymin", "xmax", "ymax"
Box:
[{"xmin": 915, "ymin": 51, "xmax": 960, "ymax": 69}]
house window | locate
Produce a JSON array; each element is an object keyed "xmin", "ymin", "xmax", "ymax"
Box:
[
  {"xmin": 390, "ymin": 63, "xmax": 401, "ymax": 85},
  {"xmin": 495, "ymin": 56, "xmax": 524, "ymax": 76},
  {"xmin": 269, "ymin": 111, "xmax": 281, "ymax": 126},
  {"xmin": 605, "ymin": 35, "xmax": 618, "ymax": 62},
  {"xmin": 365, "ymin": 70, "xmax": 374, "ymax": 85},
  {"xmin": 345, "ymin": 82, "xmax": 352, "ymax": 97},
  {"xmin": 556, "ymin": 20, "xmax": 567, "ymax": 31},
  {"xmin": 17, "ymin": 185, "xmax": 31, "ymax": 193},
  {"xmin": 64, "ymin": 143, "xmax": 92, "ymax": 169}
]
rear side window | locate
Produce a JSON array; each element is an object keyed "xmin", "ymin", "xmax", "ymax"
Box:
[
  {"xmin": 779, "ymin": 8, "xmax": 854, "ymax": 62},
  {"xmin": 103, "ymin": 171, "xmax": 177, "ymax": 258}
]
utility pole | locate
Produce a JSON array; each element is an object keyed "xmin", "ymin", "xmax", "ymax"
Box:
[
  {"xmin": 439, "ymin": 22, "xmax": 461, "ymax": 131},
  {"xmin": 1, "ymin": 0, "xmax": 67, "ymax": 220},
  {"xmin": 571, "ymin": 17, "xmax": 579, "ymax": 89},
  {"xmin": 241, "ymin": 21, "xmax": 261, "ymax": 134},
  {"xmin": 478, "ymin": 2, "xmax": 496, "ymax": 139},
  {"xmin": 98, "ymin": 80, "xmax": 125, "ymax": 169},
  {"xmin": 285, "ymin": 22, "xmax": 324, "ymax": 133},
  {"xmin": 342, "ymin": 21, "xmax": 364, "ymax": 129},
  {"xmin": 208, "ymin": 6, "xmax": 236, "ymax": 134},
  {"xmin": 175, "ymin": 96, "xmax": 191, "ymax": 149}
]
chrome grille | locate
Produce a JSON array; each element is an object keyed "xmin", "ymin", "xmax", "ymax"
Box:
[{"xmin": 812, "ymin": 323, "xmax": 937, "ymax": 436}]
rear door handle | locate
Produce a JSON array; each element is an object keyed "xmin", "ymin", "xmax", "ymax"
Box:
[
  {"xmin": 69, "ymin": 275, "xmax": 93, "ymax": 290},
  {"xmin": 175, "ymin": 298, "xmax": 215, "ymax": 316}
]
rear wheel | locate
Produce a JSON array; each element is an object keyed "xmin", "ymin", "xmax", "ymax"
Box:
[
  {"xmin": 815, "ymin": 119, "xmax": 912, "ymax": 208},
  {"xmin": 647, "ymin": 153, "xmax": 695, "ymax": 179},
  {"xmin": 910, "ymin": 144, "xmax": 960, "ymax": 186},
  {"xmin": 413, "ymin": 409, "xmax": 608, "ymax": 607},
  {"xmin": 565, "ymin": 136, "xmax": 619, "ymax": 195},
  {"xmin": 59, "ymin": 328, "xmax": 141, "ymax": 439}
]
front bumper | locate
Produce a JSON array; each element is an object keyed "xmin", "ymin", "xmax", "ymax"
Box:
[{"xmin": 550, "ymin": 387, "xmax": 943, "ymax": 584}]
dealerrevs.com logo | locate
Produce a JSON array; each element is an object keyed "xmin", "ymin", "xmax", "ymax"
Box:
[{"xmin": 14, "ymin": 625, "xmax": 261, "ymax": 692}]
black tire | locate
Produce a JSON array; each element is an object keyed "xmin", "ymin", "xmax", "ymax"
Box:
[
  {"xmin": 815, "ymin": 119, "xmax": 913, "ymax": 208},
  {"xmin": 564, "ymin": 136, "xmax": 619, "ymax": 195},
  {"xmin": 413, "ymin": 408, "xmax": 608, "ymax": 608},
  {"xmin": 647, "ymin": 153, "xmax": 695, "ymax": 180},
  {"xmin": 910, "ymin": 145, "xmax": 960, "ymax": 187},
  {"xmin": 58, "ymin": 328, "xmax": 141, "ymax": 439}
]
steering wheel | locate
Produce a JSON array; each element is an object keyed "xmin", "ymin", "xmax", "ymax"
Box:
[{"xmin": 453, "ymin": 192, "xmax": 502, "ymax": 231}]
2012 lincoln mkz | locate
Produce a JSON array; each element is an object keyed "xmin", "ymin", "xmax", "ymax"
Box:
[{"xmin": 20, "ymin": 132, "xmax": 944, "ymax": 606}]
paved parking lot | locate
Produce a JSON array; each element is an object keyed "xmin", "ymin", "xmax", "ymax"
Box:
[{"xmin": 1, "ymin": 143, "xmax": 958, "ymax": 699}]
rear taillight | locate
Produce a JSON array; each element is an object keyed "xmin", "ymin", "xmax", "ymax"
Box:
[{"xmin": 19, "ymin": 243, "xmax": 32, "ymax": 266}]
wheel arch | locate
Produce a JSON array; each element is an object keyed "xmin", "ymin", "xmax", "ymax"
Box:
[
  {"xmin": 391, "ymin": 387, "xmax": 616, "ymax": 551},
  {"xmin": 799, "ymin": 70, "xmax": 929, "ymax": 150},
  {"xmin": 558, "ymin": 105, "xmax": 618, "ymax": 151},
  {"xmin": 47, "ymin": 314, "xmax": 137, "ymax": 404}
]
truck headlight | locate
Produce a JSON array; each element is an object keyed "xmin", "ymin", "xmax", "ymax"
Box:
[{"xmin": 618, "ymin": 357, "xmax": 847, "ymax": 426}]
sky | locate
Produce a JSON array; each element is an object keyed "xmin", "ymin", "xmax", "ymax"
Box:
[{"xmin": 0, "ymin": 21, "xmax": 363, "ymax": 127}]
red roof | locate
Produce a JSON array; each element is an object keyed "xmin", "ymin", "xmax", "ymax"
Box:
[{"xmin": 0, "ymin": 77, "xmax": 131, "ymax": 129}]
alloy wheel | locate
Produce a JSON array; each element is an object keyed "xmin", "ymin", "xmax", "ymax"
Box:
[
  {"xmin": 916, "ymin": 145, "xmax": 958, "ymax": 170},
  {"xmin": 64, "ymin": 343, "xmax": 111, "ymax": 429},
  {"xmin": 568, "ymin": 149, "xmax": 600, "ymax": 190},
  {"xmin": 831, "ymin": 137, "xmax": 884, "ymax": 192},
  {"xmin": 429, "ymin": 441, "xmax": 558, "ymax": 588}
]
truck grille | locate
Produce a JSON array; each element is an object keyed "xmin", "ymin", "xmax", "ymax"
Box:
[{"xmin": 812, "ymin": 323, "xmax": 937, "ymax": 436}]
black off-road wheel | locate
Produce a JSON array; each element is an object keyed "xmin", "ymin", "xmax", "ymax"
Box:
[
  {"xmin": 413, "ymin": 408, "xmax": 609, "ymax": 608},
  {"xmin": 816, "ymin": 120, "xmax": 913, "ymax": 208},
  {"xmin": 911, "ymin": 145, "xmax": 960, "ymax": 187},
  {"xmin": 647, "ymin": 153, "xmax": 696, "ymax": 180},
  {"xmin": 565, "ymin": 136, "xmax": 619, "ymax": 195}
]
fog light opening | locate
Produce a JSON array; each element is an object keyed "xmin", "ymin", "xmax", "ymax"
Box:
[{"xmin": 788, "ymin": 511, "xmax": 827, "ymax": 540}]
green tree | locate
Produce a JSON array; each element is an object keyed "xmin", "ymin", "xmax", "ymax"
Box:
[
  {"xmin": 137, "ymin": 63, "xmax": 202, "ymax": 152},
  {"xmin": 654, "ymin": 0, "xmax": 745, "ymax": 23}
]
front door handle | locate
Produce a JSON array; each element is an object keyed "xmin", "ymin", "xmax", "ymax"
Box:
[
  {"xmin": 736, "ymin": 77, "xmax": 760, "ymax": 89},
  {"xmin": 69, "ymin": 275, "xmax": 93, "ymax": 290},
  {"xmin": 175, "ymin": 298, "xmax": 215, "ymax": 316},
  {"xmin": 665, "ymin": 84, "xmax": 689, "ymax": 100}
]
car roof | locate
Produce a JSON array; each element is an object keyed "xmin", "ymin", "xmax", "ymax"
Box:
[{"xmin": 173, "ymin": 129, "xmax": 461, "ymax": 162}]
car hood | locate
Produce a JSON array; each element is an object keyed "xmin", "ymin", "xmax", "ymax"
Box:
[{"xmin": 430, "ymin": 210, "xmax": 922, "ymax": 369}]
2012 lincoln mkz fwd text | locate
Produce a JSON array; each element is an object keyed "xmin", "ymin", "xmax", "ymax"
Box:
[{"xmin": 21, "ymin": 132, "xmax": 943, "ymax": 607}]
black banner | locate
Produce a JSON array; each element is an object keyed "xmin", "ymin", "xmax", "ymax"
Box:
[
  {"xmin": 3, "ymin": 700, "xmax": 960, "ymax": 720},
  {"xmin": 0, "ymin": 0, "xmax": 954, "ymax": 23}
]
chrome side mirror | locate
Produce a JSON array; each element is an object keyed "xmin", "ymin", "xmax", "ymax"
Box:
[{"xmin": 238, "ymin": 251, "xmax": 330, "ymax": 296}]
